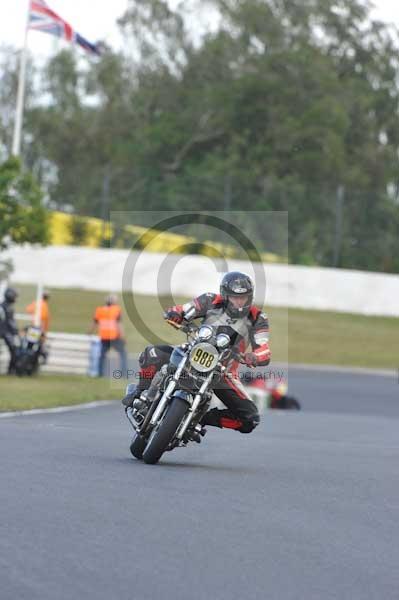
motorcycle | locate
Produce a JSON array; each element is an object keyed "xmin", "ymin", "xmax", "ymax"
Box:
[
  {"xmin": 15, "ymin": 326, "xmax": 47, "ymax": 376},
  {"xmin": 245, "ymin": 378, "xmax": 301, "ymax": 412},
  {"xmin": 125, "ymin": 310, "xmax": 244, "ymax": 465}
]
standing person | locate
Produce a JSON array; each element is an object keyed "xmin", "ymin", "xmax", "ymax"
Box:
[
  {"xmin": 26, "ymin": 290, "xmax": 51, "ymax": 333},
  {"xmin": 0, "ymin": 287, "xmax": 19, "ymax": 375},
  {"xmin": 91, "ymin": 294, "xmax": 127, "ymax": 377}
]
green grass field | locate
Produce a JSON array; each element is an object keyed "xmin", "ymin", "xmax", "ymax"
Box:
[
  {"xmin": 0, "ymin": 374, "xmax": 124, "ymax": 412},
  {"xmin": 14, "ymin": 284, "xmax": 398, "ymax": 368},
  {"xmin": 0, "ymin": 284, "xmax": 396, "ymax": 412}
]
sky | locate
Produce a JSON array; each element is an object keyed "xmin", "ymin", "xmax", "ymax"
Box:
[
  {"xmin": 1, "ymin": 0, "xmax": 219, "ymax": 59},
  {"xmin": 1, "ymin": 0, "xmax": 399, "ymax": 59}
]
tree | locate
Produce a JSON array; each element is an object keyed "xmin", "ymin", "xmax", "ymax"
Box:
[
  {"xmin": 0, "ymin": 157, "xmax": 49, "ymax": 249},
  {"xmin": 2, "ymin": 0, "xmax": 399, "ymax": 271}
]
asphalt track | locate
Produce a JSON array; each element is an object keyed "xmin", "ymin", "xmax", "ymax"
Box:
[{"xmin": 1, "ymin": 366, "xmax": 398, "ymax": 600}]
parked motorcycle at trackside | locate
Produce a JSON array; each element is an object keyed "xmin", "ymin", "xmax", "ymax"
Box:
[
  {"xmin": 15, "ymin": 325, "xmax": 48, "ymax": 376},
  {"xmin": 125, "ymin": 311, "xmax": 246, "ymax": 465}
]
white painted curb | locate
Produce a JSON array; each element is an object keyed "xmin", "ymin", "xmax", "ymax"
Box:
[
  {"xmin": 0, "ymin": 399, "xmax": 116, "ymax": 419},
  {"xmin": 286, "ymin": 363, "xmax": 396, "ymax": 378}
]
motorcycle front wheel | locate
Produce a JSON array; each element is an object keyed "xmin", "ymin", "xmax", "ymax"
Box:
[
  {"xmin": 142, "ymin": 397, "xmax": 188, "ymax": 465},
  {"xmin": 129, "ymin": 432, "xmax": 147, "ymax": 460}
]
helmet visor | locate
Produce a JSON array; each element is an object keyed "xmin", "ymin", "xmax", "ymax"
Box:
[{"xmin": 227, "ymin": 294, "xmax": 251, "ymax": 309}]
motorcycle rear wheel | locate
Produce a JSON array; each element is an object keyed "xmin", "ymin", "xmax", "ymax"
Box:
[{"xmin": 142, "ymin": 397, "xmax": 188, "ymax": 465}]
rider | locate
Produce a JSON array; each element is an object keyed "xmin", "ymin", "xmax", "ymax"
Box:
[
  {"xmin": 123, "ymin": 272, "xmax": 271, "ymax": 434},
  {"xmin": 0, "ymin": 287, "xmax": 19, "ymax": 375}
]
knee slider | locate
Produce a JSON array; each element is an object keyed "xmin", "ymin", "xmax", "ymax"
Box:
[
  {"xmin": 139, "ymin": 345, "xmax": 159, "ymax": 368},
  {"xmin": 239, "ymin": 413, "xmax": 260, "ymax": 434}
]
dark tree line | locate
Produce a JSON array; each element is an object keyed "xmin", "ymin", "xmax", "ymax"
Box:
[{"xmin": 1, "ymin": 0, "xmax": 399, "ymax": 271}]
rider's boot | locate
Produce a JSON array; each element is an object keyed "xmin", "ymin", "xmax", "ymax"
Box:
[
  {"xmin": 189, "ymin": 423, "xmax": 207, "ymax": 443},
  {"xmin": 121, "ymin": 383, "xmax": 141, "ymax": 408},
  {"xmin": 201, "ymin": 408, "xmax": 246, "ymax": 431},
  {"xmin": 200, "ymin": 408, "xmax": 223, "ymax": 428},
  {"xmin": 122, "ymin": 369, "xmax": 163, "ymax": 408}
]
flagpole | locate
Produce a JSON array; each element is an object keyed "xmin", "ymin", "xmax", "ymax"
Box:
[
  {"xmin": 12, "ymin": 2, "xmax": 30, "ymax": 157},
  {"xmin": 34, "ymin": 279, "xmax": 43, "ymax": 328}
]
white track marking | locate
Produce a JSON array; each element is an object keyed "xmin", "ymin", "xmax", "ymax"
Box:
[{"xmin": 0, "ymin": 400, "xmax": 116, "ymax": 419}]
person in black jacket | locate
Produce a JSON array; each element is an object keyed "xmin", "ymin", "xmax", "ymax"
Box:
[
  {"xmin": 0, "ymin": 288, "xmax": 19, "ymax": 375},
  {"xmin": 123, "ymin": 272, "xmax": 271, "ymax": 434}
]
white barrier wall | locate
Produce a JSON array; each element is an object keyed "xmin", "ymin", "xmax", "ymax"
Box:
[{"xmin": 4, "ymin": 244, "xmax": 399, "ymax": 317}]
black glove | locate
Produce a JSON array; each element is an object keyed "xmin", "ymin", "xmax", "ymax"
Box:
[
  {"xmin": 242, "ymin": 352, "xmax": 258, "ymax": 368},
  {"xmin": 164, "ymin": 306, "xmax": 184, "ymax": 324}
]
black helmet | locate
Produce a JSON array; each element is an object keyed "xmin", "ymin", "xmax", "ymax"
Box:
[
  {"xmin": 4, "ymin": 287, "xmax": 18, "ymax": 304},
  {"xmin": 220, "ymin": 272, "xmax": 254, "ymax": 319}
]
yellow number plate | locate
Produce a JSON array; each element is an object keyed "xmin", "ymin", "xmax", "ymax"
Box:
[{"xmin": 189, "ymin": 343, "xmax": 218, "ymax": 373}]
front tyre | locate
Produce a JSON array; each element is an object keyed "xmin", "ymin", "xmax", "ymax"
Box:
[
  {"xmin": 142, "ymin": 398, "xmax": 188, "ymax": 465},
  {"xmin": 130, "ymin": 432, "xmax": 147, "ymax": 460}
]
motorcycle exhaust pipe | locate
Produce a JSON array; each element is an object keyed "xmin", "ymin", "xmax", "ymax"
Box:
[{"xmin": 125, "ymin": 407, "xmax": 139, "ymax": 432}]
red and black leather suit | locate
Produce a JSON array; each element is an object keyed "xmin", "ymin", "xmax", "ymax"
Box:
[{"xmin": 136, "ymin": 293, "xmax": 271, "ymax": 434}]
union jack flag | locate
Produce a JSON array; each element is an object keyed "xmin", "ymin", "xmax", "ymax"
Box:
[{"xmin": 28, "ymin": 0, "xmax": 100, "ymax": 55}]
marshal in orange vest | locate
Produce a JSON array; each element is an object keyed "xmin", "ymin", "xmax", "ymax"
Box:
[
  {"xmin": 26, "ymin": 294, "xmax": 51, "ymax": 333},
  {"xmin": 94, "ymin": 304, "xmax": 122, "ymax": 340}
]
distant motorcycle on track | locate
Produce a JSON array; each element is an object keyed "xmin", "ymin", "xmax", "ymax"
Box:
[{"xmin": 245, "ymin": 377, "xmax": 301, "ymax": 412}]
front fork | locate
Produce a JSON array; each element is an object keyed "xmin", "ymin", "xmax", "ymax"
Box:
[
  {"xmin": 129, "ymin": 358, "xmax": 217, "ymax": 442},
  {"xmin": 175, "ymin": 372, "xmax": 214, "ymax": 441},
  {"xmin": 148, "ymin": 356, "xmax": 188, "ymax": 427}
]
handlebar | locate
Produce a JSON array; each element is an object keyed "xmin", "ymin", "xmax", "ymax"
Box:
[
  {"xmin": 165, "ymin": 317, "xmax": 249, "ymax": 364},
  {"xmin": 230, "ymin": 350, "xmax": 246, "ymax": 364},
  {"xmin": 165, "ymin": 319, "xmax": 182, "ymax": 330},
  {"xmin": 165, "ymin": 318, "xmax": 198, "ymax": 335}
]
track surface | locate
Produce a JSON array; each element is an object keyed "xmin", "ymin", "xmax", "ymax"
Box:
[{"xmin": 1, "ymin": 367, "xmax": 398, "ymax": 600}]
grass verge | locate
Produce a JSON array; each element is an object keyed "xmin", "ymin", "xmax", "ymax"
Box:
[
  {"xmin": 3, "ymin": 284, "xmax": 395, "ymax": 412},
  {"xmin": 0, "ymin": 374, "xmax": 124, "ymax": 413}
]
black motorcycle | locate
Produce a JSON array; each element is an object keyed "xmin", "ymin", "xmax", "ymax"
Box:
[
  {"xmin": 125, "ymin": 314, "xmax": 243, "ymax": 465},
  {"xmin": 15, "ymin": 326, "xmax": 47, "ymax": 376}
]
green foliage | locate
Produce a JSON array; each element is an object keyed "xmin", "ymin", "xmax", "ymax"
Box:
[
  {"xmin": 0, "ymin": 257, "xmax": 12, "ymax": 283},
  {"xmin": 0, "ymin": 157, "xmax": 49, "ymax": 249},
  {"xmin": 0, "ymin": 47, "xmax": 36, "ymax": 159},
  {"xmin": 1, "ymin": 0, "xmax": 399, "ymax": 271},
  {"xmin": 68, "ymin": 215, "xmax": 89, "ymax": 245}
]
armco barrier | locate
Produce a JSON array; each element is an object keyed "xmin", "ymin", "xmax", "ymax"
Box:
[{"xmin": 43, "ymin": 332, "xmax": 96, "ymax": 375}]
